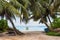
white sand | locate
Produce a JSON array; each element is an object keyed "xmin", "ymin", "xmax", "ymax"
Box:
[{"xmin": 0, "ymin": 31, "xmax": 60, "ymax": 40}]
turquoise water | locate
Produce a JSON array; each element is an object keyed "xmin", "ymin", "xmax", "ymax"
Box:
[{"xmin": 16, "ymin": 26, "xmax": 47, "ymax": 31}]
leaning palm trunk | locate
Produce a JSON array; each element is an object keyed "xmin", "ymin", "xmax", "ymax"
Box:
[
  {"xmin": 8, "ymin": 18, "xmax": 24, "ymax": 34},
  {"xmin": 41, "ymin": 18, "xmax": 53, "ymax": 31},
  {"xmin": 48, "ymin": 16, "xmax": 51, "ymax": 24},
  {"xmin": 5, "ymin": 9, "xmax": 24, "ymax": 35},
  {"xmin": 47, "ymin": 16, "xmax": 54, "ymax": 31},
  {"xmin": 8, "ymin": 17, "xmax": 24, "ymax": 35},
  {"xmin": 40, "ymin": 14, "xmax": 53, "ymax": 31}
]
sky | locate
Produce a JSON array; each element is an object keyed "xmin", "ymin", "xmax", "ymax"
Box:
[{"xmin": 8, "ymin": 17, "xmax": 46, "ymax": 27}]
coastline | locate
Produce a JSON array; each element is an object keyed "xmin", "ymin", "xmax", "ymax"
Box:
[
  {"xmin": 0, "ymin": 31, "xmax": 60, "ymax": 40},
  {"xmin": 20, "ymin": 30, "xmax": 44, "ymax": 33}
]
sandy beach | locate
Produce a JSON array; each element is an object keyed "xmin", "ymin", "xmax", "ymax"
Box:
[{"xmin": 0, "ymin": 31, "xmax": 60, "ymax": 40}]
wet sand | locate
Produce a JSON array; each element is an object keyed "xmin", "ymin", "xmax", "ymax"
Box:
[{"xmin": 0, "ymin": 31, "xmax": 60, "ymax": 40}]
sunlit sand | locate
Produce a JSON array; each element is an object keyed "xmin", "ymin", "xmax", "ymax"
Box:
[{"xmin": 0, "ymin": 31, "xmax": 60, "ymax": 40}]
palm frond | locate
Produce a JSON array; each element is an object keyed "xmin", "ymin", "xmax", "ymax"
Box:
[
  {"xmin": 22, "ymin": 0, "xmax": 31, "ymax": 8},
  {"xmin": 10, "ymin": 0, "xmax": 21, "ymax": 9},
  {"xmin": 6, "ymin": 3, "xmax": 21, "ymax": 16},
  {"xmin": 10, "ymin": 0, "xmax": 28, "ymax": 10},
  {"xmin": 0, "ymin": 4, "xmax": 4, "ymax": 14},
  {"xmin": 54, "ymin": 0, "xmax": 60, "ymax": 11},
  {"xmin": 21, "ymin": 8, "xmax": 29, "ymax": 23}
]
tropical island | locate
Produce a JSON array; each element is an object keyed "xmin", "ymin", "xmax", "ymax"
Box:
[{"xmin": 0, "ymin": 0, "xmax": 60, "ymax": 40}]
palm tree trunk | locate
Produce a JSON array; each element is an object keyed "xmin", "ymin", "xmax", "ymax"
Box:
[
  {"xmin": 41, "ymin": 18, "xmax": 53, "ymax": 31},
  {"xmin": 5, "ymin": 9, "xmax": 24, "ymax": 35},
  {"xmin": 8, "ymin": 19, "xmax": 17, "ymax": 35},
  {"xmin": 8, "ymin": 17, "xmax": 24, "ymax": 35},
  {"xmin": 48, "ymin": 16, "xmax": 51, "ymax": 24},
  {"xmin": 41, "ymin": 18, "xmax": 49, "ymax": 28},
  {"xmin": 8, "ymin": 17, "xmax": 23, "ymax": 35},
  {"xmin": 40, "ymin": 14, "xmax": 53, "ymax": 31},
  {"xmin": 47, "ymin": 16, "xmax": 53, "ymax": 31}
]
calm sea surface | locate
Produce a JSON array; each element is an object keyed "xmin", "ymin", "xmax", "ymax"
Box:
[{"xmin": 16, "ymin": 26, "xmax": 47, "ymax": 31}]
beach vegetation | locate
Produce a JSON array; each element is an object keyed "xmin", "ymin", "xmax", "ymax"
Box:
[
  {"xmin": 51, "ymin": 18, "xmax": 60, "ymax": 29},
  {"xmin": 46, "ymin": 32, "xmax": 60, "ymax": 36},
  {"xmin": 0, "ymin": 19, "xmax": 8, "ymax": 32},
  {"xmin": 46, "ymin": 18, "xmax": 60, "ymax": 36}
]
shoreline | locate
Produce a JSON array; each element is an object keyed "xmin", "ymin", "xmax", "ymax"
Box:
[
  {"xmin": 0, "ymin": 31, "xmax": 60, "ymax": 40},
  {"xmin": 21, "ymin": 30, "xmax": 44, "ymax": 33}
]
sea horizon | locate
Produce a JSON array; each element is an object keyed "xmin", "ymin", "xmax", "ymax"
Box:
[{"xmin": 14, "ymin": 25, "xmax": 47, "ymax": 32}]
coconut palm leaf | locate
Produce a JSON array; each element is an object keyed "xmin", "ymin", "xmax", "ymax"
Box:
[
  {"xmin": 17, "ymin": 0, "xmax": 31, "ymax": 8},
  {"xmin": 10, "ymin": 0, "xmax": 22, "ymax": 9},
  {"xmin": 21, "ymin": 8, "xmax": 29, "ymax": 23},
  {"xmin": 0, "ymin": 5, "xmax": 4, "ymax": 15}
]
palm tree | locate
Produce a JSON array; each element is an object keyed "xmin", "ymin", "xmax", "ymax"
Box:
[
  {"xmin": 0, "ymin": 0, "xmax": 26, "ymax": 35},
  {"xmin": 27, "ymin": 0, "xmax": 60, "ymax": 31}
]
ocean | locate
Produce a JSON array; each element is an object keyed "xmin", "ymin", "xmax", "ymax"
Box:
[{"xmin": 15, "ymin": 26, "xmax": 47, "ymax": 31}]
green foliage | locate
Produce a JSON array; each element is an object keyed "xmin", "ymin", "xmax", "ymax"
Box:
[
  {"xmin": 46, "ymin": 32, "xmax": 60, "ymax": 36},
  {"xmin": 51, "ymin": 18, "xmax": 60, "ymax": 29},
  {"xmin": 0, "ymin": 19, "xmax": 8, "ymax": 32}
]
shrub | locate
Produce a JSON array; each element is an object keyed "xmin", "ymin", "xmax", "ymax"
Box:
[
  {"xmin": 0, "ymin": 19, "xmax": 8, "ymax": 32},
  {"xmin": 51, "ymin": 18, "xmax": 60, "ymax": 29},
  {"xmin": 46, "ymin": 32, "xmax": 60, "ymax": 36},
  {"xmin": 46, "ymin": 18, "xmax": 60, "ymax": 36}
]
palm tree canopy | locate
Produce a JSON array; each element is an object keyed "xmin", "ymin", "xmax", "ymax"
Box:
[
  {"xmin": 0, "ymin": 0, "xmax": 21, "ymax": 19},
  {"xmin": 0, "ymin": 0, "xmax": 60, "ymax": 23},
  {"xmin": 26, "ymin": 0, "xmax": 60, "ymax": 23}
]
